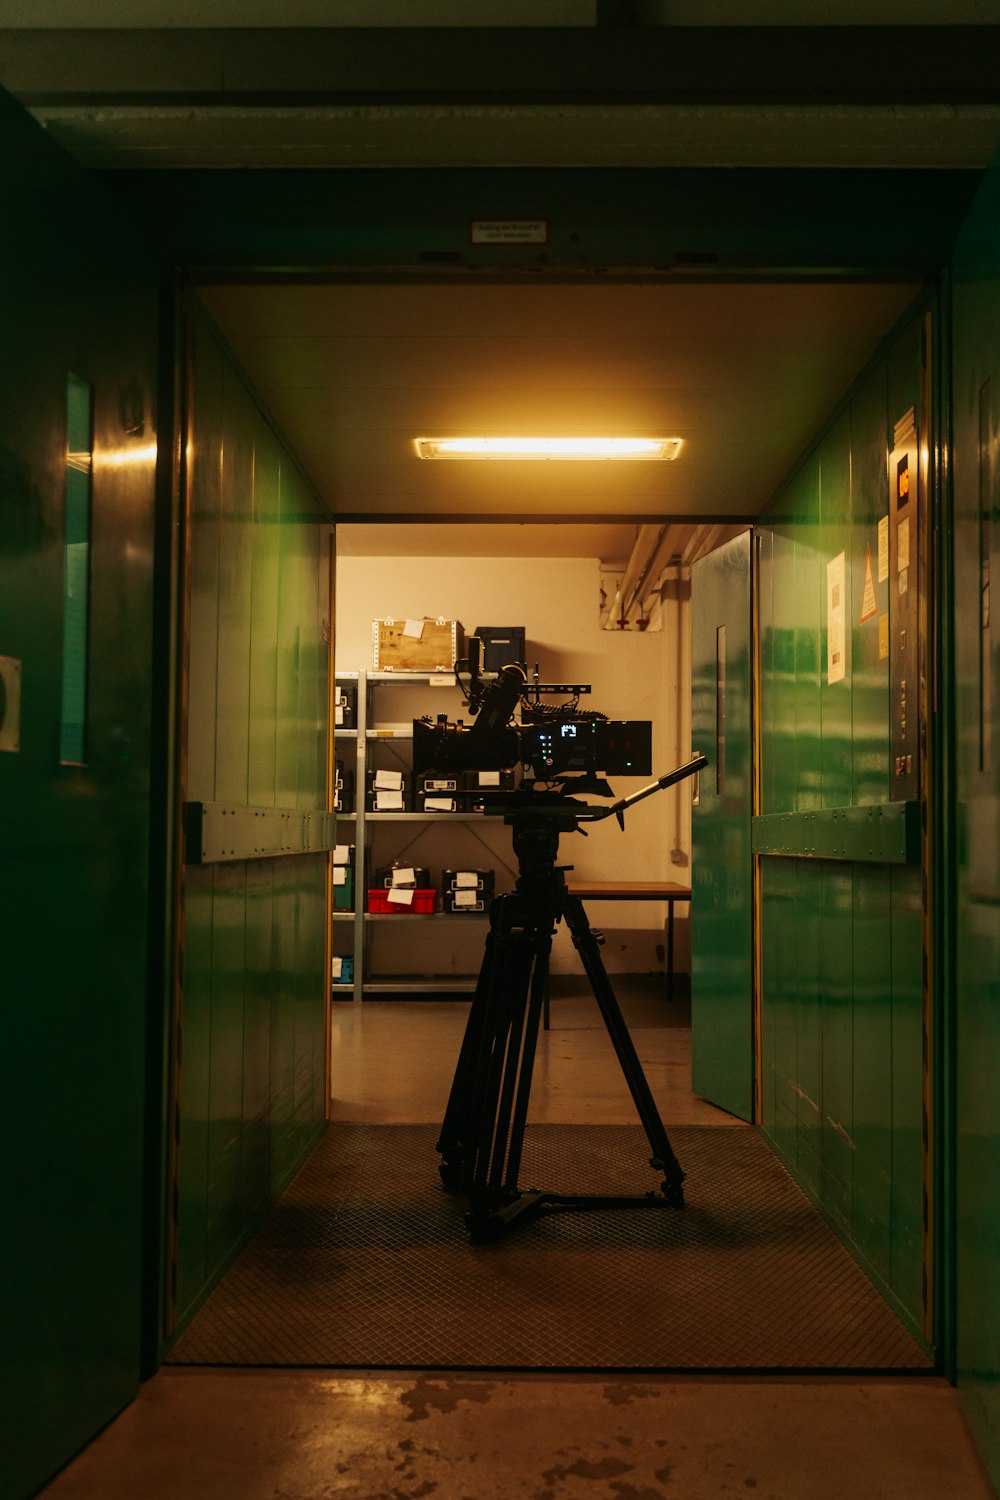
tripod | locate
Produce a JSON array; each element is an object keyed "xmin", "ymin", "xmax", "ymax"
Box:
[{"xmin": 437, "ymin": 765, "xmax": 702, "ymax": 1243}]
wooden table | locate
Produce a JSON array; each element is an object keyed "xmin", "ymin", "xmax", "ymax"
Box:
[{"xmin": 564, "ymin": 880, "xmax": 693, "ymax": 1006}]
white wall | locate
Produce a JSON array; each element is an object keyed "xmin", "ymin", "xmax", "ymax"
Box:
[{"xmin": 336, "ymin": 551, "xmax": 692, "ymax": 976}]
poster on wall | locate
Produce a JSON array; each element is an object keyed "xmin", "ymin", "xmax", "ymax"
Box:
[{"xmin": 827, "ymin": 551, "xmax": 846, "ymax": 684}]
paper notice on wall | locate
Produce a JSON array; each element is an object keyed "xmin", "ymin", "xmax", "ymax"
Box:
[
  {"xmin": 827, "ymin": 551, "xmax": 846, "ymax": 685},
  {"xmin": 860, "ymin": 543, "xmax": 878, "ymax": 624},
  {"xmin": 897, "ymin": 516, "xmax": 910, "ymax": 573},
  {"xmin": 879, "ymin": 613, "xmax": 890, "ymax": 660},
  {"xmin": 387, "ymin": 886, "xmax": 415, "ymax": 906},
  {"xmin": 403, "ymin": 619, "xmax": 425, "ymax": 639},
  {"xmin": 878, "ymin": 516, "xmax": 889, "ymax": 582}
]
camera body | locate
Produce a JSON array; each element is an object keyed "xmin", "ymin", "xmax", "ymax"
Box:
[
  {"xmin": 412, "ymin": 642, "xmax": 652, "ymax": 783},
  {"xmin": 412, "ymin": 713, "xmax": 651, "ymax": 778}
]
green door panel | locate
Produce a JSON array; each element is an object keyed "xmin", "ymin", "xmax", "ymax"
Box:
[
  {"xmin": 754, "ymin": 295, "xmax": 933, "ymax": 1346},
  {"xmin": 0, "ymin": 85, "xmax": 159, "ymax": 1498},
  {"xmin": 952, "ymin": 145, "xmax": 1000, "ymax": 1490},
  {"xmin": 172, "ymin": 303, "xmax": 331, "ymax": 1339},
  {"xmin": 691, "ymin": 532, "xmax": 753, "ymax": 1121}
]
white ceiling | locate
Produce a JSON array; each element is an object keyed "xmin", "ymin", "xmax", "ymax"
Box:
[{"xmin": 200, "ymin": 277, "xmax": 922, "ymax": 524}]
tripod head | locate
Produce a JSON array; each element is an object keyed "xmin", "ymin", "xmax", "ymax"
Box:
[
  {"xmin": 492, "ymin": 753, "xmax": 707, "ymax": 830},
  {"xmin": 494, "ymin": 753, "xmax": 707, "ymax": 898}
]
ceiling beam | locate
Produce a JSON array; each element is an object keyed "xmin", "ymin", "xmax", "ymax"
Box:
[{"xmin": 4, "ymin": 26, "xmax": 1000, "ymax": 108}]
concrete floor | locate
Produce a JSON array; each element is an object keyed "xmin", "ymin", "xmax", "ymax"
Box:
[
  {"xmin": 329, "ymin": 983, "xmax": 743, "ymax": 1128},
  {"xmin": 37, "ymin": 991, "xmax": 997, "ymax": 1499},
  {"xmin": 40, "ymin": 1371, "xmax": 994, "ymax": 1499}
]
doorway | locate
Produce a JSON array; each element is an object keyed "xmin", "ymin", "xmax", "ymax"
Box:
[{"xmin": 166, "ymin": 503, "xmax": 930, "ymax": 1372}]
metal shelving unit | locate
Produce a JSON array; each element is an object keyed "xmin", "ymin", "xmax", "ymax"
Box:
[{"xmin": 333, "ymin": 668, "xmax": 504, "ymax": 1001}]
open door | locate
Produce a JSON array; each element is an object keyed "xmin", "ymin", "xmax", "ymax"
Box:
[{"xmin": 690, "ymin": 532, "xmax": 754, "ymax": 1120}]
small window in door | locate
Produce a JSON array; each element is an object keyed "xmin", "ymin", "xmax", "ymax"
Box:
[{"xmin": 60, "ymin": 373, "xmax": 93, "ymax": 765}]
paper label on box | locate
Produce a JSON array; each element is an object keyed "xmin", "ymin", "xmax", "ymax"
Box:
[
  {"xmin": 375, "ymin": 791, "xmax": 404, "ymax": 810},
  {"xmin": 388, "ymin": 886, "xmax": 415, "ymax": 905},
  {"xmin": 403, "ymin": 619, "xmax": 425, "ymax": 639},
  {"xmin": 333, "ymin": 844, "xmax": 351, "ymax": 864},
  {"xmin": 333, "ymin": 867, "xmax": 347, "ymax": 886},
  {"xmin": 426, "ymin": 797, "xmax": 456, "ymax": 812},
  {"xmin": 391, "ymin": 867, "xmax": 416, "ymax": 886},
  {"xmin": 454, "ymin": 889, "xmax": 478, "ymax": 907},
  {"xmin": 335, "ymin": 705, "xmax": 344, "ymax": 725},
  {"xmin": 477, "ymin": 771, "xmax": 501, "ymax": 786},
  {"xmin": 374, "ymin": 769, "xmax": 403, "ymax": 790},
  {"xmin": 455, "ymin": 871, "xmax": 480, "ymax": 888},
  {"xmin": 331, "ymin": 957, "xmax": 343, "ymax": 978},
  {"xmin": 429, "ymin": 674, "xmax": 452, "ymax": 686}
]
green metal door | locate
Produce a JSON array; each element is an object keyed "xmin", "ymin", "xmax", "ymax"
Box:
[
  {"xmin": 952, "ymin": 145, "xmax": 1000, "ymax": 1491},
  {"xmin": 0, "ymin": 87, "xmax": 160, "ymax": 1499},
  {"xmin": 690, "ymin": 533, "xmax": 754, "ymax": 1120}
]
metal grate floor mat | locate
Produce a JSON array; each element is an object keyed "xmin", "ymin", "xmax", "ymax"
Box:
[{"xmin": 168, "ymin": 1124, "xmax": 931, "ymax": 1371}]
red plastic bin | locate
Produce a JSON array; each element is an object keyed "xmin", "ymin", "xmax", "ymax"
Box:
[{"xmin": 367, "ymin": 887, "xmax": 437, "ymax": 914}]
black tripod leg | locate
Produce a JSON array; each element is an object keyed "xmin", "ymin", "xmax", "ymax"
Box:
[
  {"xmin": 437, "ymin": 915, "xmax": 498, "ymax": 1182},
  {"xmin": 562, "ymin": 893, "xmax": 685, "ymax": 1202},
  {"xmin": 502, "ymin": 934, "xmax": 550, "ymax": 1190}
]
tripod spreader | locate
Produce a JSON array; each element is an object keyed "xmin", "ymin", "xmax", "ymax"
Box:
[{"xmin": 436, "ymin": 753, "xmax": 706, "ymax": 1244}]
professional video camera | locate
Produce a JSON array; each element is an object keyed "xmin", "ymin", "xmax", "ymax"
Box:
[
  {"xmin": 412, "ymin": 636, "xmax": 652, "ymax": 784},
  {"xmin": 419, "ymin": 634, "xmax": 707, "ymax": 1243}
]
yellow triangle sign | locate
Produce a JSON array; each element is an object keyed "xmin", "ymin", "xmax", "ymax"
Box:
[{"xmin": 860, "ymin": 542, "xmax": 878, "ymax": 624}]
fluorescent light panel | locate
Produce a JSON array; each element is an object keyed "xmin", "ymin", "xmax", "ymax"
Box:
[{"xmin": 415, "ymin": 436, "xmax": 682, "ymax": 461}]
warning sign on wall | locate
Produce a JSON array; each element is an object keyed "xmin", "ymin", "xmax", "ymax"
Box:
[
  {"xmin": 470, "ymin": 219, "xmax": 549, "ymax": 245},
  {"xmin": 860, "ymin": 543, "xmax": 878, "ymax": 624}
]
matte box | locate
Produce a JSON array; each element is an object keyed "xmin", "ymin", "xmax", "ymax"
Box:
[{"xmin": 373, "ymin": 617, "xmax": 463, "ymax": 672}]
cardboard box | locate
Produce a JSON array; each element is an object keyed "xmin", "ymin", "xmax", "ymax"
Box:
[{"xmin": 372, "ymin": 617, "xmax": 463, "ymax": 672}]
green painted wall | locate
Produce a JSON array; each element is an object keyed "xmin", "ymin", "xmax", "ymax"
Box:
[
  {"xmin": 755, "ymin": 301, "xmax": 930, "ymax": 1339},
  {"xmin": 0, "ymin": 89, "xmax": 160, "ymax": 1499},
  {"xmin": 691, "ymin": 533, "xmax": 754, "ymax": 1121},
  {"xmin": 171, "ymin": 303, "xmax": 331, "ymax": 1334},
  {"xmin": 952, "ymin": 155, "xmax": 1000, "ymax": 1487}
]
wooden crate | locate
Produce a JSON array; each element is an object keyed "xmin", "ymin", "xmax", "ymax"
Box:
[{"xmin": 372, "ymin": 617, "xmax": 463, "ymax": 672}]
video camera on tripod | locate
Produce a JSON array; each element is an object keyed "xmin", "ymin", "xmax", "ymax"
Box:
[
  {"xmin": 419, "ymin": 636, "xmax": 706, "ymax": 1243},
  {"xmin": 412, "ymin": 636, "xmax": 651, "ymax": 787}
]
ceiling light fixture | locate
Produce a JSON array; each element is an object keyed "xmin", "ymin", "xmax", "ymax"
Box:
[{"xmin": 414, "ymin": 437, "xmax": 682, "ymax": 461}]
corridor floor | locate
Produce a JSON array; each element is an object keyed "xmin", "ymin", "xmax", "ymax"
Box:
[{"xmin": 39, "ymin": 987, "xmax": 996, "ymax": 1498}]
